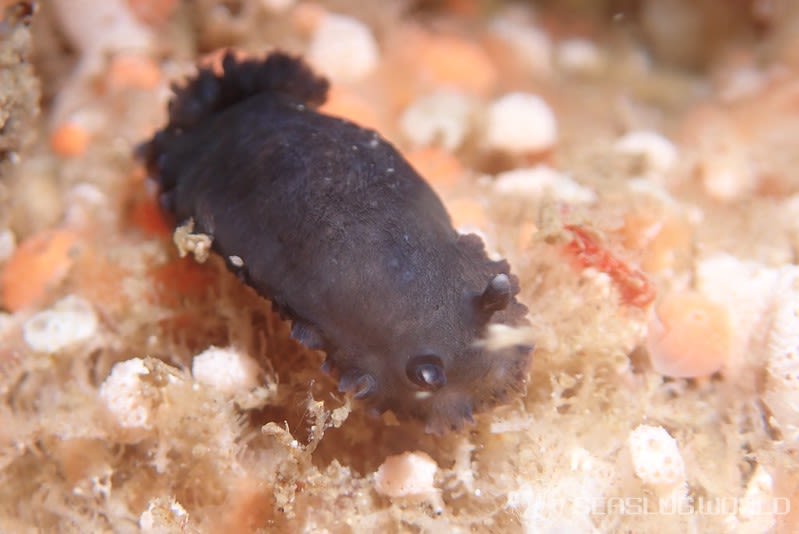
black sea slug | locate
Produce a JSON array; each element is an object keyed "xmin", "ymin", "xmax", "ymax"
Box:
[{"xmin": 139, "ymin": 51, "xmax": 532, "ymax": 433}]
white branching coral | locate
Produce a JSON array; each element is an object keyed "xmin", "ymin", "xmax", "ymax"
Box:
[
  {"xmin": 628, "ymin": 425, "xmax": 685, "ymax": 490},
  {"xmin": 99, "ymin": 357, "xmax": 247, "ymax": 471},
  {"xmin": 694, "ymin": 259, "xmax": 799, "ymax": 443},
  {"xmin": 506, "ymin": 447, "xmax": 615, "ymax": 534}
]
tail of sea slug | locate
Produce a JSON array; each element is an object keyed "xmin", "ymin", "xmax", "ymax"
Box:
[{"xmin": 138, "ymin": 50, "xmax": 330, "ymax": 178}]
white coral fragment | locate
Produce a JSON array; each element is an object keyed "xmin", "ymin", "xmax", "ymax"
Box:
[
  {"xmin": 51, "ymin": 0, "xmax": 153, "ymax": 58},
  {"xmin": 628, "ymin": 424, "xmax": 685, "ymax": 489},
  {"xmin": 692, "ymin": 121, "xmax": 755, "ymax": 202},
  {"xmin": 0, "ymin": 229, "xmax": 15, "ymax": 264},
  {"xmin": 695, "ymin": 254, "xmax": 780, "ymax": 379},
  {"xmin": 307, "ymin": 14, "xmax": 379, "ymax": 83},
  {"xmin": 139, "ymin": 497, "xmax": 189, "ymax": 534},
  {"xmin": 701, "ymin": 156, "xmax": 756, "ymax": 202},
  {"xmin": 476, "ymin": 323, "xmax": 536, "ymax": 352},
  {"xmin": 740, "ymin": 465, "xmax": 775, "ymax": 521},
  {"xmin": 489, "ymin": 19, "xmax": 552, "ymax": 76},
  {"xmin": 173, "ymin": 218, "xmax": 213, "ymax": 263},
  {"xmin": 261, "ymin": 0, "xmax": 295, "ymax": 14},
  {"xmin": 23, "ymin": 295, "xmax": 98, "ymax": 353},
  {"xmin": 556, "ymin": 38, "xmax": 605, "ymax": 76},
  {"xmin": 99, "ymin": 358, "xmax": 153, "ymax": 430},
  {"xmin": 614, "ymin": 130, "xmax": 678, "ymax": 177},
  {"xmin": 763, "ymin": 266, "xmax": 799, "ymax": 438},
  {"xmin": 484, "ymin": 93, "xmax": 558, "ymax": 153},
  {"xmin": 374, "ymin": 451, "xmax": 438, "ymax": 498},
  {"xmin": 192, "ymin": 346, "xmax": 261, "ymax": 395},
  {"xmin": 400, "ymin": 90, "xmax": 473, "ymax": 151},
  {"xmin": 493, "ymin": 166, "xmax": 596, "ymax": 204}
]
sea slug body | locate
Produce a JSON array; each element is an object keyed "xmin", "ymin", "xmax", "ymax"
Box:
[{"xmin": 138, "ymin": 51, "xmax": 532, "ymax": 433}]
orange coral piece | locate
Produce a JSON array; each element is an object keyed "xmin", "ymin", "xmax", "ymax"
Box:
[
  {"xmin": 405, "ymin": 147, "xmax": 463, "ymax": 193},
  {"xmin": 291, "ymin": 2, "xmax": 327, "ymax": 35},
  {"xmin": 1, "ymin": 229, "xmax": 79, "ymax": 311},
  {"xmin": 442, "ymin": 0, "xmax": 481, "ymax": 18},
  {"xmin": 447, "ymin": 198, "xmax": 488, "ymax": 232},
  {"xmin": 149, "ymin": 257, "xmax": 215, "ymax": 306},
  {"xmin": 128, "ymin": 194, "xmax": 171, "ymax": 237},
  {"xmin": 50, "ymin": 123, "xmax": 90, "ymax": 158},
  {"xmin": 646, "ymin": 291, "xmax": 731, "ymax": 378},
  {"xmin": 127, "ymin": 0, "xmax": 179, "ymax": 26},
  {"xmin": 622, "ymin": 212, "xmax": 693, "ymax": 274},
  {"xmin": 563, "ymin": 224, "xmax": 656, "ymax": 308},
  {"xmin": 320, "ymin": 86, "xmax": 383, "ymax": 132},
  {"xmin": 516, "ymin": 222, "xmax": 539, "ymax": 251},
  {"xmin": 409, "ymin": 32, "xmax": 497, "ymax": 96},
  {"xmin": 107, "ymin": 53, "xmax": 162, "ymax": 91},
  {"xmin": 198, "ymin": 48, "xmax": 250, "ymax": 75},
  {"xmin": 72, "ymin": 249, "xmax": 132, "ymax": 314},
  {"xmin": 210, "ymin": 478, "xmax": 275, "ymax": 533},
  {"xmin": 51, "ymin": 438, "xmax": 111, "ymax": 486}
]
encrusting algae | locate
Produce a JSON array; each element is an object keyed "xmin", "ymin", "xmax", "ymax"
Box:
[{"xmin": 1, "ymin": 0, "xmax": 799, "ymax": 532}]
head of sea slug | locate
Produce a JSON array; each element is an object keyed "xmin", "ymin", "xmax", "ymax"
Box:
[{"xmin": 330, "ymin": 270, "xmax": 534, "ymax": 434}]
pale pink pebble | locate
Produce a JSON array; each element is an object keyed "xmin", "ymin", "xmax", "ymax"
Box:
[
  {"xmin": 192, "ymin": 346, "xmax": 261, "ymax": 395},
  {"xmin": 374, "ymin": 451, "xmax": 438, "ymax": 498},
  {"xmin": 484, "ymin": 93, "xmax": 557, "ymax": 153},
  {"xmin": 307, "ymin": 13, "xmax": 378, "ymax": 83}
]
